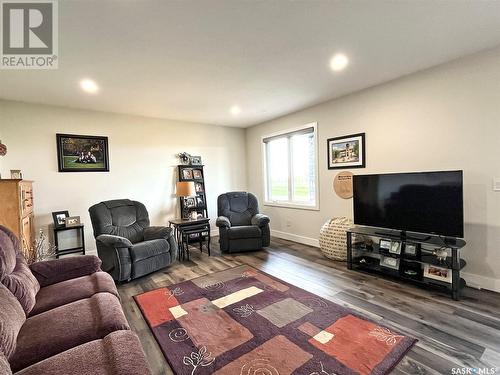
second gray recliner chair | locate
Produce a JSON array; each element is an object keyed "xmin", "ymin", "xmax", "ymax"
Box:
[{"xmin": 216, "ymin": 192, "xmax": 270, "ymax": 253}]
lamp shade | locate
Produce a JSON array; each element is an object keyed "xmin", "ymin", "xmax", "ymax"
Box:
[{"xmin": 176, "ymin": 181, "xmax": 196, "ymax": 197}]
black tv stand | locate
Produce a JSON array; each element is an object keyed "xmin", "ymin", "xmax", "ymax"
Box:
[
  {"xmin": 374, "ymin": 230, "xmax": 431, "ymax": 243},
  {"xmin": 347, "ymin": 226, "xmax": 467, "ymax": 300},
  {"xmin": 443, "ymin": 237, "xmax": 458, "ymax": 246}
]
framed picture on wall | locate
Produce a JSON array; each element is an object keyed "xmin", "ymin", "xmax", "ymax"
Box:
[
  {"xmin": 56, "ymin": 134, "xmax": 109, "ymax": 172},
  {"xmin": 327, "ymin": 133, "xmax": 365, "ymax": 169}
]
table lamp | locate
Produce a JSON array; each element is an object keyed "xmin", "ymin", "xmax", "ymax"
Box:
[{"xmin": 176, "ymin": 181, "xmax": 196, "ymax": 219}]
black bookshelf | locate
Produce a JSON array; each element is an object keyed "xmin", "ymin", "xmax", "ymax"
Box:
[
  {"xmin": 346, "ymin": 226, "xmax": 466, "ymax": 300},
  {"xmin": 177, "ymin": 164, "xmax": 208, "ymax": 219},
  {"xmin": 177, "ymin": 164, "xmax": 208, "ymax": 243}
]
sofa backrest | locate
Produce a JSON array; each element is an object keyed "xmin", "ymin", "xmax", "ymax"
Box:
[
  {"xmin": 0, "ymin": 282, "xmax": 26, "ymax": 361},
  {"xmin": 0, "ymin": 225, "xmax": 40, "ymax": 315},
  {"xmin": 89, "ymin": 199, "xmax": 150, "ymax": 244},
  {"xmin": 217, "ymin": 192, "xmax": 259, "ymax": 226}
]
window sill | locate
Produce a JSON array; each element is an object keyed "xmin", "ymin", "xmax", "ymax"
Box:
[{"xmin": 263, "ymin": 201, "xmax": 320, "ymax": 211}]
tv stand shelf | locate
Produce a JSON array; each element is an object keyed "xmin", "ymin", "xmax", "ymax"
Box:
[{"xmin": 346, "ymin": 226, "xmax": 467, "ymax": 300}]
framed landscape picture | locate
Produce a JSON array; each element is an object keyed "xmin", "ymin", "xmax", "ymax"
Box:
[
  {"xmin": 327, "ymin": 132, "xmax": 365, "ymax": 169},
  {"xmin": 57, "ymin": 134, "xmax": 109, "ymax": 172}
]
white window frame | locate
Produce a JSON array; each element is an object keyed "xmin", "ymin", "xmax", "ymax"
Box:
[{"xmin": 262, "ymin": 122, "xmax": 319, "ymax": 211}]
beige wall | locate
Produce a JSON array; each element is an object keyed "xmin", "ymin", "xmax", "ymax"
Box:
[
  {"xmin": 246, "ymin": 47, "xmax": 500, "ymax": 291},
  {"xmin": 0, "ymin": 101, "xmax": 247, "ymax": 251}
]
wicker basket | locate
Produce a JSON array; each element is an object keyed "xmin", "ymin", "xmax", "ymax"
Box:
[{"xmin": 319, "ymin": 217, "xmax": 353, "ymax": 261}]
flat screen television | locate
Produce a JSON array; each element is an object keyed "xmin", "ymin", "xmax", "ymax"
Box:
[{"xmin": 353, "ymin": 170, "xmax": 464, "ymax": 238}]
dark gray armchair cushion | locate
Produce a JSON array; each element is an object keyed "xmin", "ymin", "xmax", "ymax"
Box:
[
  {"xmin": 228, "ymin": 226, "xmax": 262, "ymax": 239},
  {"xmin": 130, "ymin": 239, "xmax": 169, "ymax": 262}
]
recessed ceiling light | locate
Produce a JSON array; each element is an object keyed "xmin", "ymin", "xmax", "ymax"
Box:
[
  {"xmin": 80, "ymin": 79, "xmax": 99, "ymax": 94},
  {"xmin": 230, "ymin": 105, "xmax": 241, "ymax": 116},
  {"xmin": 329, "ymin": 53, "xmax": 349, "ymax": 72}
]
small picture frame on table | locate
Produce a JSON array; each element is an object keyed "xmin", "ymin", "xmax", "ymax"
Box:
[
  {"xmin": 65, "ymin": 216, "xmax": 81, "ymax": 227},
  {"xmin": 424, "ymin": 264, "xmax": 452, "ymax": 284},
  {"xmin": 380, "ymin": 255, "xmax": 400, "ymax": 270},
  {"xmin": 404, "ymin": 242, "xmax": 421, "ymax": 258},
  {"xmin": 379, "ymin": 239, "xmax": 391, "ymax": 252},
  {"xmin": 10, "ymin": 170, "xmax": 22, "ymax": 179},
  {"xmin": 52, "ymin": 211, "xmax": 69, "ymax": 228},
  {"xmin": 389, "ymin": 241, "xmax": 401, "ymax": 255}
]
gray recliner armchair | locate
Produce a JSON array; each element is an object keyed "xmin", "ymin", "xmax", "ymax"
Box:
[
  {"xmin": 88, "ymin": 199, "xmax": 177, "ymax": 282},
  {"xmin": 216, "ymin": 192, "xmax": 270, "ymax": 253}
]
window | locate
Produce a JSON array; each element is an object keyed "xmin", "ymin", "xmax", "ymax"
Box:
[{"xmin": 263, "ymin": 123, "xmax": 318, "ymax": 209}]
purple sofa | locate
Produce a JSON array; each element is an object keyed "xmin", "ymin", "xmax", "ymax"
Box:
[{"xmin": 0, "ymin": 225, "xmax": 151, "ymax": 375}]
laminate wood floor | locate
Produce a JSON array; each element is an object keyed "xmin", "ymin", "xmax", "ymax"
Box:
[{"xmin": 117, "ymin": 238, "xmax": 500, "ymax": 375}]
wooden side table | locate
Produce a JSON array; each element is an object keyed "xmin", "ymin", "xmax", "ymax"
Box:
[
  {"xmin": 53, "ymin": 224, "xmax": 86, "ymax": 258},
  {"xmin": 169, "ymin": 218, "xmax": 210, "ymax": 261}
]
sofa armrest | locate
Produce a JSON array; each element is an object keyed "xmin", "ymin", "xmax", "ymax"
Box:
[
  {"xmin": 96, "ymin": 234, "xmax": 133, "ymax": 248},
  {"xmin": 251, "ymin": 213, "xmax": 270, "ymax": 227},
  {"xmin": 143, "ymin": 226, "xmax": 173, "ymax": 241},
  {"xmin": 29, "ymin": 255, "xmax": 102, "ymax": 287},
  {"xmin": 216, "ymin": 216, "xmax": 231, "ymax": 228}
]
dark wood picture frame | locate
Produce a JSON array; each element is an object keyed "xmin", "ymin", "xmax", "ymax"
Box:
[
  {"xmin": 195, "ymin": 182, "xmax": 204, "ymax": 193},
  {"xmin": 56, "ymin": 133, "xmax": 110, "ymax": 172},
  {"xmin": 52, "ymin": 210, "xmax": 69, "ymax": 228},
  {"xmin": 192, "ymin": 169, "xmax": 203, "ymax": 179},
  {"xmin": 327, "ymin": 132, "xmax": 365, "ymax": 170}
]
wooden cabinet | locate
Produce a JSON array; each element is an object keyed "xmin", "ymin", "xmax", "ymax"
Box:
[{"xmin": 0, "ymin": 180, "xmax": 35, "ymax": 260}]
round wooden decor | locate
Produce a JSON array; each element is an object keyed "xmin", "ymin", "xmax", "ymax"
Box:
[
  {"xmin": 333, "ymin": 171, "xmax": 354, "ymax": 199},
  {"xmin": 0, "ymin": 141, "xmax": 6, "ymax": 157}
]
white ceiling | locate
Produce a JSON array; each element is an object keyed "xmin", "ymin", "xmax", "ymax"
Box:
[{"xmin": 1, "ymin": 0, "xmax": 500, "ymax": 128}]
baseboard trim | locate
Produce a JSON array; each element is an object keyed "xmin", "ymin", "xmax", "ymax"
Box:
[
  {"xmin": 271, "ymin": 230, "xmax": 320, "ymax": 248},
  {"xmin": 461, "ymin": 272, "xmax": 500, "ymax": 293}
]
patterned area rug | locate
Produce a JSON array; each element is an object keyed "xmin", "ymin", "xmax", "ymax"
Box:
[{"xmin": 134, "ymin": 265, "xmax": 416, "ymax": 375}]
